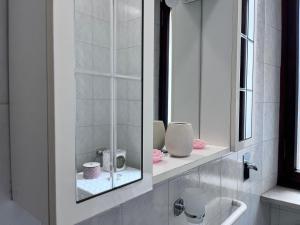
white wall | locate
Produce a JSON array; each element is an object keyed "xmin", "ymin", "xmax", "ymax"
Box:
[
  {"xmin": 171, "ymin": 0, "xmax": 202, "ymax": 137},
  {"xmin": 0, "ymin": 0, "xmax": 41, "ymax": 224}
]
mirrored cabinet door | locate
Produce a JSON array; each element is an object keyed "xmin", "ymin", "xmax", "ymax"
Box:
[{"xmin": 74, "ymin": 0, "xmax": 143, "ymax": 202}]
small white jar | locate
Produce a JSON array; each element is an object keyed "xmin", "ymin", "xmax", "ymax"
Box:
[{"xmin": 165, "ymin": 122, "xmax": 194, "ymax": 157}]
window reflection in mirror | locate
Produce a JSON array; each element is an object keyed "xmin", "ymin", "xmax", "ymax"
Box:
[{"xmin": 74, "ymin": 0, "xmax": 143, "ymax": 202}]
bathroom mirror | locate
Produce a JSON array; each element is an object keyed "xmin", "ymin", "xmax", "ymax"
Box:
[
  {"xmin": 154, "ymin": 0, "xmax": 201, "ymax": 137},
  {"xmin": 74, "ymin": 0, "xmax": 143, "ymax": 202}
]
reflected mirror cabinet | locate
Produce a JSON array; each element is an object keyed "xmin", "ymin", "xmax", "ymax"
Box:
[{"xmin": 9, "ymin": 0, "xmax": 153, "ymax": 224}]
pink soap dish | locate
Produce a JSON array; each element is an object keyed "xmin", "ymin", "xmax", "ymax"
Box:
[
  {"xmin": 193, "ymin": 139, "xmax": 207, "ymax": 150},
  {"xmin": 153, "ymin": 149, "xmax": 163, "ymax": 164}
]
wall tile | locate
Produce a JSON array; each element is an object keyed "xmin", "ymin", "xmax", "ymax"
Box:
[
  {"xmin": 263, "ymin": 103, "xmax": 279, "ymax": 141},
  {"xmin": 128, "ymin": 80, "xmax": 141, "ymax": 101},
  {"xmin": 265, "ymin": 0, "xmax": 281, "ymax": 31},
  {"xmin": 93, "ymin": 19, "xmax": 110, "ymax": 47},
  {"xmin": 92, "ymin": 0, "xmax": 111, "ymax": 21},
  {"xmin": 75, "ymin": 13, "xmax": 93, "ymax": 43},
  {"xmin": 262, "ymin": 139, "xmax": 279, "ymax": 179},
  {"xmin": 264, "ymin": 26, "xmax": 281, "ymax": 67},
  {"xmin": 264, "ymin": 64, "xmax": 280, "ymax": 103},
  {"xmin": 77, "ymin": 206, "xmax": 122, "ymax": 225},
  {"xmin": 254, "ymin": 61, "xmax": 264, "ymax": 103},
  {"xmin": 75, "ymin": 0, "xmax": 93, "ymax": 15},
  {"xmin": 93, "ymin": 125, "xmax": 111, "ymax": 150},
  {"xmin": 169, "ymin": 168, "xmax": 200, "ymax": 225},
  {"xmin": 199, "ymin": 160, "xmax": 222, "ymax": 225},
  {"xmin": 93, "ymin": 46, "xmax": 110, "ymax": 74},
  {"xmin": 122, "ymin": 182, "xmax": 169, "ymax": 225},
  {"xmin": 76, "ymin": 126, "xmax": 94, "ymax": 154},
  {"xmin": 221, "ymin": 153, "xmax": 238, "ymax": 221},
  {"xmin": 76, "ymin": 41, "xmax": 94, "ymax": 71}
]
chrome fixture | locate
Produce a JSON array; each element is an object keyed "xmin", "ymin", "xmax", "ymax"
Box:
[
  {"xmin": 243, "ymin": 153, "xmax": 258, "ymax": 180},
  {"xmin": 174, "ymin": 198, "xmax": 205, "ymax": 223}
]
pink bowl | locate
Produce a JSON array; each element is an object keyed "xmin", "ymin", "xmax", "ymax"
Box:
[
  {"xmin": 153, "ymin": 149, "xmax": 163, "ymax": 164},
  {"xmin": 193, "ymin": 139, "xmax": 207, "ymax": 150}
]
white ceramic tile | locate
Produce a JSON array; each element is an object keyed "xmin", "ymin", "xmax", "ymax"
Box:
[
  {"xmin": 76, "ymin": 73, "xmax": 93, "ymax": 99},
  {"xmin": 253, "ymin": 102, "xmax": 264, "ymax": 144},
  {"xmin": 254, "ymin": 61, "xmax": 264, "ymax": 103},
  {"xmin": 255, "ymin": 0, "xmax": 265, "ymax": 64},
  {"xmin": 199, "ymin": 160, "xmax": 222, "ymax": 225},
  {"xmin": 169, "ymin": 168, "xmax": 200, "ymax": 225},
  {"xmin": 93, "ymin": 76, "xmax": 111, "ymax": 100},
  {"xmin": 116, "ymin": 22, "xmax": 129, "ymax": 49},
  {"xmin": 75, "ymin": 12, "xmax": 93, "ymax": 43},
  {"xmin": 122, "ymin": 182, "xmax": 169, "ymax": 225},
  {"xmin": 264, "ymin": 26, "xmax": 281, "ymax": 67},
  {"xmin": 76, "ymin": 99, "xmax": 93, "ymax": 126},
  {"xmin": 93, "ymin": 99, "xmax": 111, "ymax": 125},
  {"xmin": 262, "ymin": 139, "xmax": 279, "ymax": 179},
  {"xmin": 263, "ymin": 103, "xmax": 279, "ymax": 141},
  {"xmin": 221, "ymin": 153, "xmax": 238, "ymax": 221},
  {"xmin": 75, "ymin": 41, "xmax": 93, "ymax": 71},
  {"xmin": 116, "ymin": 48, "xmax": 129, "ymax": 75},
  {"xmin": 265, "ymin": 0, "xmax": 281, "ymax": 31},
  {"xmin": 264, "ymin": 64, "xmax": 280, "ymax": 103},
  {"xmin": 127, "ymin": 126, "xmax": 141, "ymax": 152}
]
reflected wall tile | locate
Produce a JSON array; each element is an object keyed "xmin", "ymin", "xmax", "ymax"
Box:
[
  {"xmin": 117, "ymin": 125, "xmax": 128, "ymax": 150},
  {"xmin": 199, "ymin": 160, "xmax": 222, "ymax": 225},
  {"xmin": 128, "ymin": 19, "xmax": 142, "ymax": 47},
  {"xmin": 75, "ymin": 13, "xmax": 93, "ymax": 43},
  {"xmin": 93, "ymin": 19, "xmax": 110, "ymax": 48},
  {"xmin": 75, "ymin": 0, "xmax": 92, "ymax": 15},
  {"xmin": 93, "ymin": 76, "xmax": 111, "ymax": 100},
  {"xmin": 128, "ymin": 46, "xmax": 142, "ymax": 76},
  {"xmin": 75, "ymin": 41, "xmax": 93, "ymax": 71},
  {"xmin": 128, "ymin": 101, "xmax": 141, "ymax": 126},
  {"xmin": 76, "ymin": 152, "xmax": 97, "ymax": 172},
  {"xmin": 93, "ymin": 46, "xmax": 110, "ymax": 74},
  {"xmin": 264, "ymin": 64, "xmax": 280, "ymax": 103},
  {"xmin": 117, "ymin": 49, "xmax": 129, "ymax": 75},
  {"xmin": 263, "ymin": 103, "xmax": 279, "ymax": 141},
  {"xmin": 122, "ymin": 182, "xmax": 169, "ymax": 225},
  {"xmin": 77, "ymin": 100, "xmax": 93, "ymax": 126},
  {"xmin": 264, "ymin": 26, "xmax": 281, "ymax": 67},
  {"xmin": 93, "ymin": 125, "xmax": 111, "ymax": 150},
  {"xmin": 127, "ymin": 0, "xmax": 142, "ymax": 20},
  {"xmin": 117, "ymin": 100, "xmax": 129, "ymax": 125},
  {"xmin": 169, "ymin": 168, "xmax": 200, "ymax": 225},
  {"xmin": 116, "ymin": 78, "xmax": 128, "ymax": 100},
  {"xmin": 76, "ymin": 73, "xmax": 93, "ymax": 99},
  {"xmin": 93, "ymin": 99, "xmax": 111, "ymax": 125},
  {"xmin": 117, "ymin": 22, "xmax": 129, "ymax": 49},
  {"xmin": 128, "ymin": 80, "xmax": 141, "ymax": 100},
  {"xmin": 92, "ymin": 0, "xmax": 111, "ymax": 21},
  {"xmin": 76, "ymin": 126, "xmax": 94, "ymax": 154}
]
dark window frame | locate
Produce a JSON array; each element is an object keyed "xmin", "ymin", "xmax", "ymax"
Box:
[{"xmin": 278, "ymin": 0, "xmax": 300, "ymax": 189}]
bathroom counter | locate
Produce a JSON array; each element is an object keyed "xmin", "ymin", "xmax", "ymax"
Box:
[
  {"xmin": 153, "ymin": 145, "xmax": 230, "ymax": 184},
  {"xmin": 261, "ymin": 186, "xmax": 300, "ymax": 209}
]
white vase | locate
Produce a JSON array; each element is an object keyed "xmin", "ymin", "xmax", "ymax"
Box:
[
  {"xmin": 153, "ymin": 120, "xmax": 166, "ymax": 150},
  {"xmin": 165, "ymin": 122, "xmax": 194, "ymax": 157}
]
